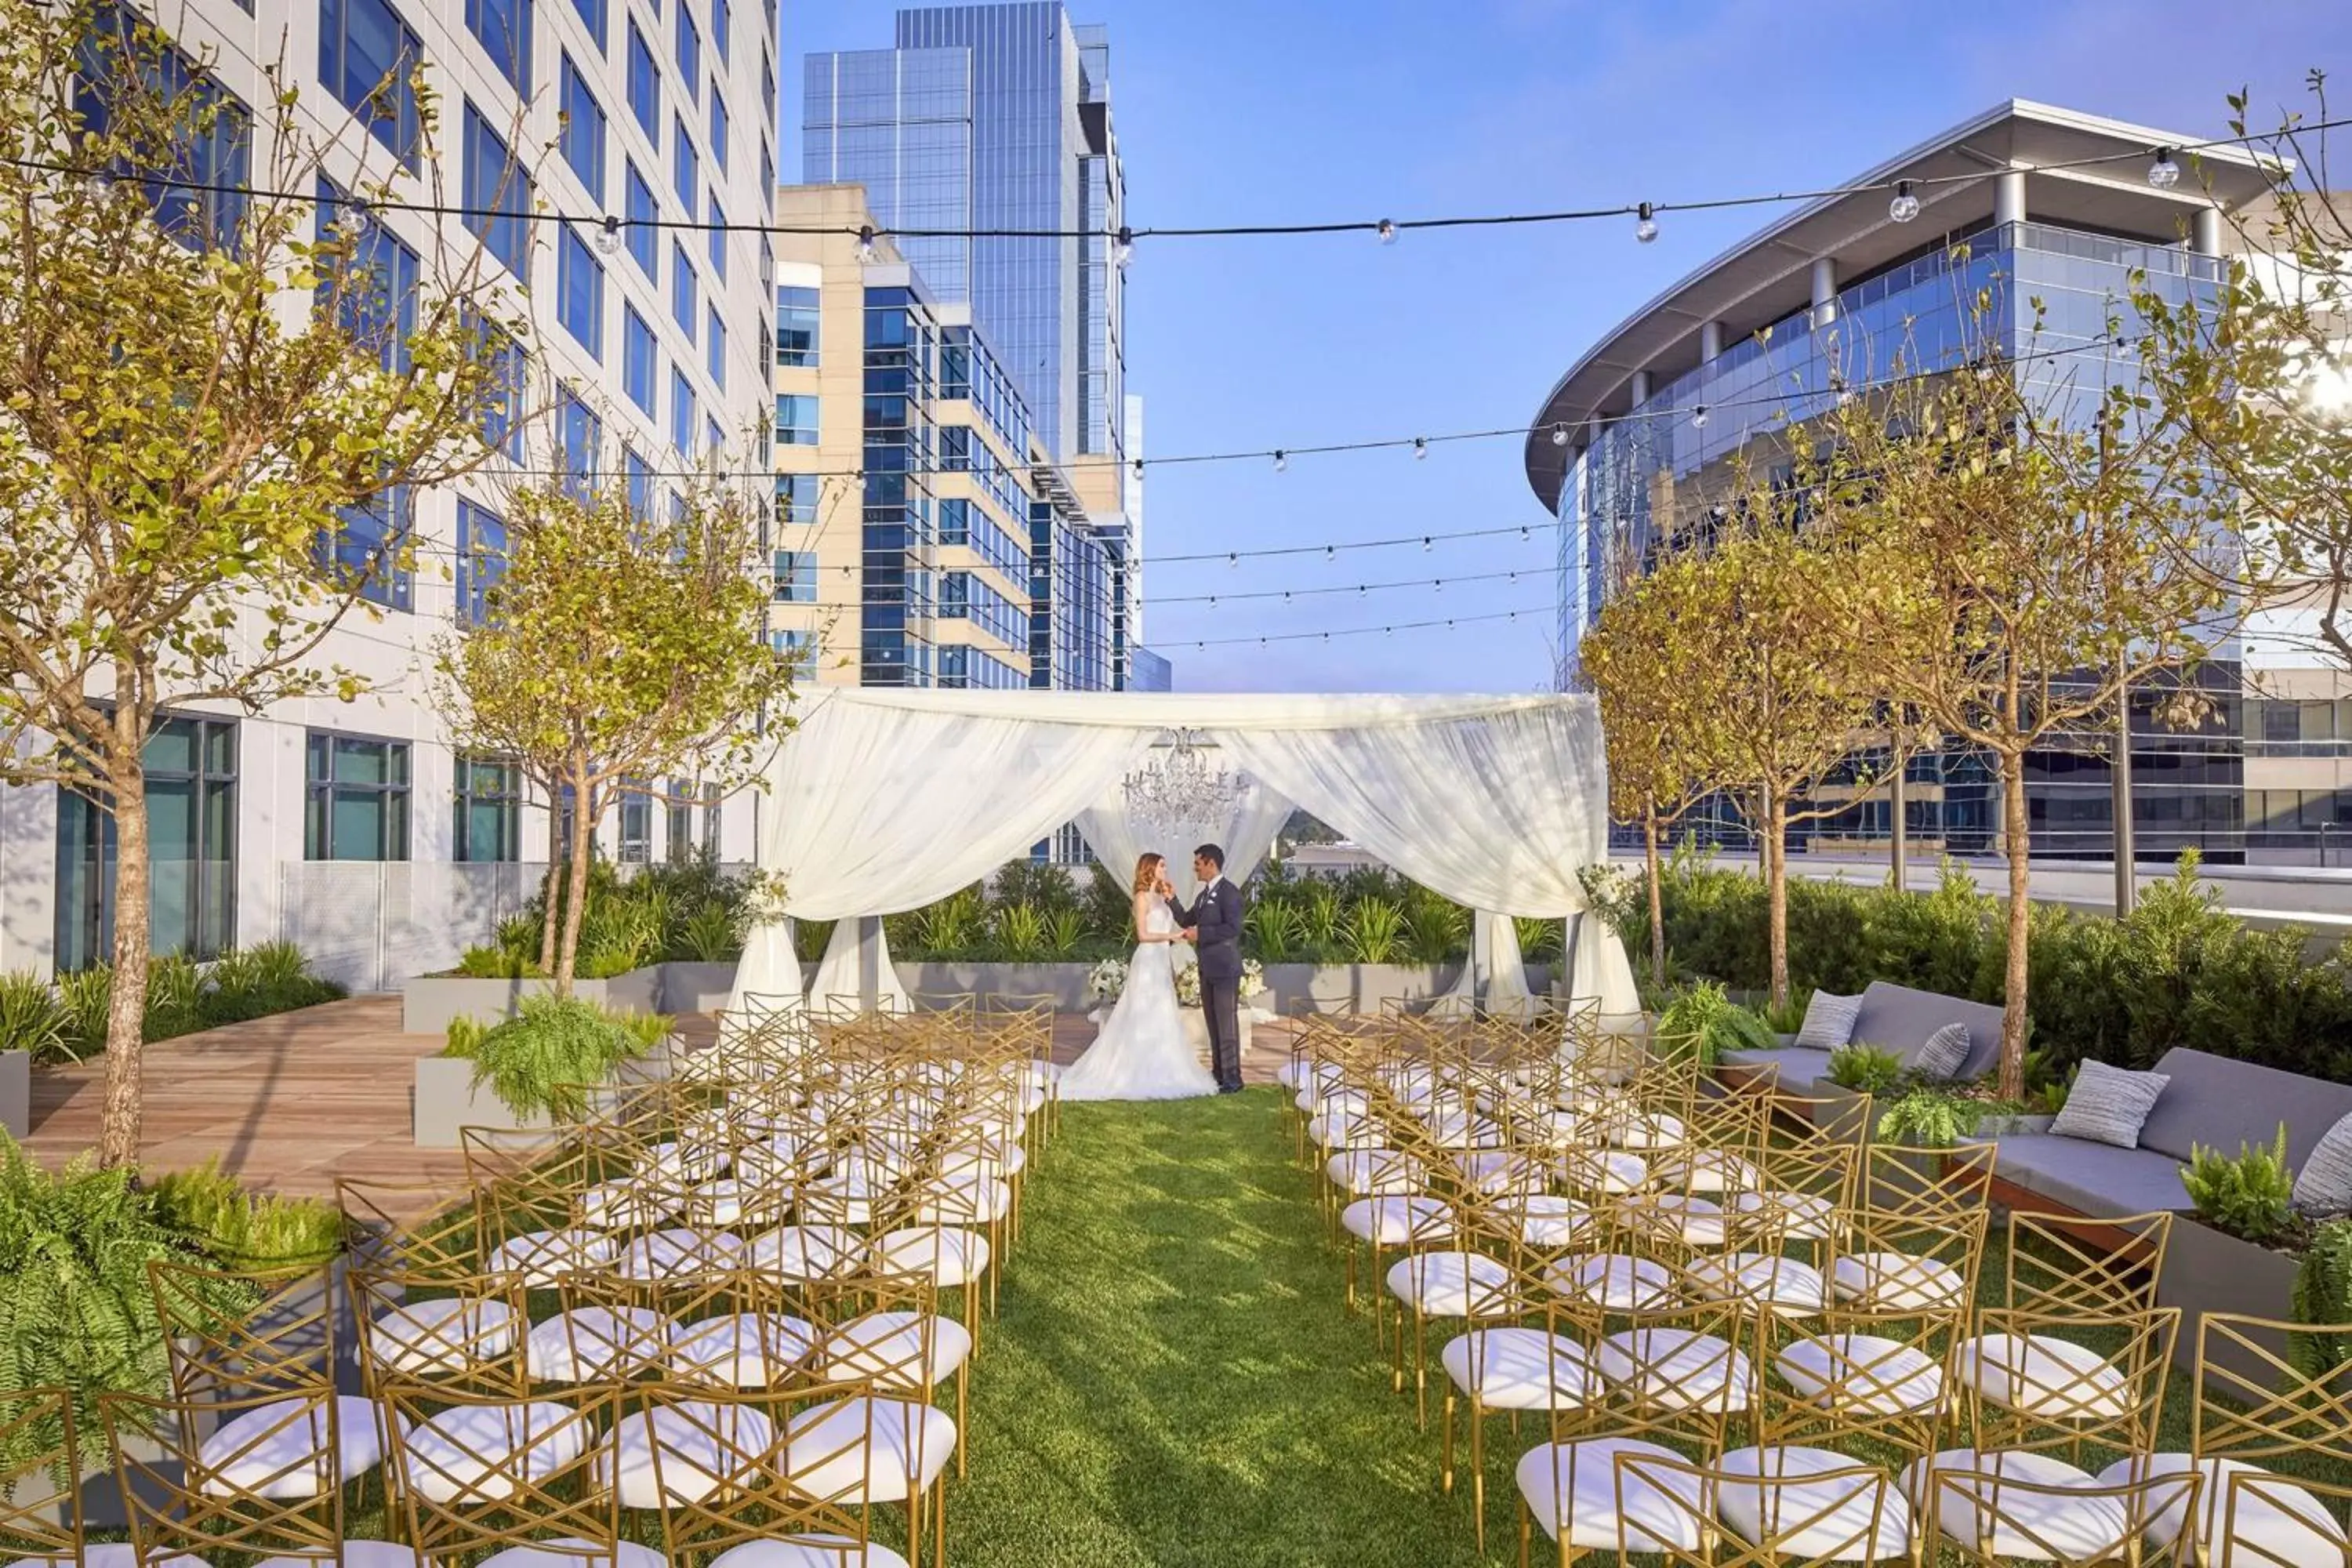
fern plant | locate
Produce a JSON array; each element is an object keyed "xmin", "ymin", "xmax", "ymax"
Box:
[
  {"xmin": 2292, "ymin": 1218, "xmax": 2352, "ymax": 1378},
  {"xmin": 1877, "ymin": 1088, "xmax": 1976, "ymax": 1149},
  {"xmin": 0, "ymin": 1138, "xmax": 253, "ymax": 1481},
  {"xmin": 0, "ymin": 972, "xmax": 78, "ymax": 1064},
  {"xmin": 147, "ymin": 1160, "xmax": 346, "ymax": 1267},
  {"xmin": 2180, "ymin": 1123, "xmax": 2296, "ymax": 1244},
  {"xmin": 1654, "ymin": 981, "xmax": 1775, "ymax": 1068},
  {"xmin": 1826, "ymin": 1044, "xmax": 1905, "ymax": 1094},
  {"xmin": 442, "ymin": 996, "xmax": 667, "ymax": 1121}
]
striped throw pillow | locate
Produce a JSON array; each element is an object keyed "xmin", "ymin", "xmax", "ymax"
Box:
[
  {"xmin": 1912, "ymin": 1022, "xmax": 1971, "ymax": 1082},
  {"xmin": 2293, "ymin": 1112, "xmax": 2352, "ymax": 1217},
  {"xmin": 1793, "ymin": 990, "xmax": 1863, "ymax": 1052},
  {"xmin": 2049, "ymin": 1061, "xmax": 2172, "ymax": 1149}
]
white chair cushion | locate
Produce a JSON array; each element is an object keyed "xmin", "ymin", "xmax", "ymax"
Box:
[
  {"xmin": 1607, "ymin": 1111, "xmax": 1688, "ymax": 1151},
  {"xmin": 1730, "ymin": 1189, "xmax": 1838, "ymax": 1240},
  {"xmin": 371, "ymin": 1297, "xmax": 518, "ymax": 1376},
  {"xmin": 781, "ymin": 1396, "xmax": 956, "ymax": 1504},
  {"xmin": 1715, "ymin": 1445, "xmax": 1911, "ymax": 1563},
  {"xmin": 1621, "ymin": 1192, "xmax": 1726, "ymax": 1247},
  {"xmin": 1307, "ymin": 1114, "xmax": 1382, "ymax": 1151},
  {"xmin": 1543, "ymin": 1254, "xmax": 1679, "ymax": 1313},
  {"xmin": 1653, "ymin": 1149, "xmax": 1761, "ymax": 1195},
  {"xmin": 1597, "ymin": 1327, "xmax": 1755, "ymax": 1414},
  {"xmin": 1383, "ymin": 1250, "xmax": 1515, "ymax": 1317},
  {"xmin": 869, "ymin": 1227, "xmax": 991, "ymax": 1287},
  {"xmin": 1439, "ymin": 1328, "xmax": 1597, "ymax": 1410},
  {"xmin": 912, "ymin": 1174, "xmax": 1013, "ymax": 1224},
  {"xmin": 1515, "ymin": 1436, "xmax": 1707, "ymax": 1551},
  {"xmin": 2096, "ymin": 1453, "xmax": 2346, "ymax": 1566},
  {"xmin": 487, "ymin": 1228, "xmax": 614, "ymax": 1289},
  {"xmin": 607, "ymin": 1400, "xmax": 775, "ymax": 1508},
  {"xmin": 670, "ymin": 1312, "xmax": 818, "ymax": 1388},
  {"xmin": 638, "ymin": 1138, "xmax": 727, "ymax": 1182},
  {"xmin": 1558, "ymin": 1149, "xmax": 1650, "ymax": 1195},
  {"xmin": 1327, "ymin": 1149, "xmax": 1419, "ymax": 1197},
  {"xmin": 197, "ymin": 1394, "xmax": 387, "ymax": 1500},
  {"xmin": 1904, "ymin": 1448, "xmax": 2127, "ymax": 1562},
  {"xmin": 579, "ymin": 1178, "xmax": 673, "ymax": 1229},
  {"xmin": 1777, "ymin": 1334, "xmax": 1946, "ymax": 1415},
  {"xmin": 615, "ymin": 1228, "xmax": 745, "ymax": 1281},
  {"xmin": 400, "ymin": 1402, "xmax": 590, "ymax": 1504},
  {"xmin": 1957, "ymin": 1333, "xmax": 2132, "ymax": 1421},
  {"xmin": 1682, "ymin": 1253, "xmax": 1827, "ymax": 1316},
  {"xmin": 820, "ymin": 1311, "xmax": 975, "ymax": 1390},
  {"xmin": 1454, "ymin": 1150, "xmax": 1546, "ymax": 1197},
  {"xmin": 746, "ymin": 1225, "xmax": 858, "ymax": 1282},
  {"xmin": 711, "ymin": 1538, "xmax": 910, "ymax": 1568},
  {"xmin": 1831, "ymin": 1251, "xmax": 1967, "ymax": 1312},
  {"xmin": 1299, "ymin": 1087, "xmax": 1370, "ymax": 1118},
  {"xmin": 478, "ymin": 1540, "xmax": 666, "ymax": 1568},
  {"xmin": 526, "ymin": 1307, "xmax": 673, "ymax": 1385},
  {"xmin": 1507, "ymin": 1195, "xmax": 1595, "ymax": 1249},
  {"xmin": 1341, "ymin": 1196, "xmax": 1454, "ymax": 1247},
  {"xmin": 685, "ymin": 1178, "xmax": 776, "ymax": 1228},
  {"xmin": 43, "ymin": 1550, "xmax": 204, "ymax": 1568}
]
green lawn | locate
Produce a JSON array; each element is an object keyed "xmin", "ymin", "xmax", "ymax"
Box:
[{"xmin": 951, "ymin": 1087, "xmax": 1515, "ymax": 1567}]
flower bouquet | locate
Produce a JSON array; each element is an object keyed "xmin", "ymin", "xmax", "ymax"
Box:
[
  {"xmin": 1238, "ymin": 959, "xmax": 1266, "ymax": 1003},
  {"xmin": 1084, "ymin": 957, "xmax": 1127, "ymax": 1023},
  {"xmin": 1174, "ymin": 964, "xmax": 1202, "ymax": 1008}
]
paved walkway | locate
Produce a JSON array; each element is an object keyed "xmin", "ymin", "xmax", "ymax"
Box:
[{"xmin": 22, "ymin": 997, "xmax": 1296, "ymax": 1200}]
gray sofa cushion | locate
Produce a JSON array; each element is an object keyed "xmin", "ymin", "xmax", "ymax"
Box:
[
  {"xmin": 1848, "ymin": 982, "xmax": 2007, "ymax": 1080},
  {"xmin": 1716, "ymin": 1047, "xmax": 1833, "ymax": 1090},
  {"xmin": 2136, "ymin": 1048, "xmax": 2352, "ymax": 1169},
  {"xmin": 1977, "ymin": 1134, "xmax": 2191, "ymax": 1218}
]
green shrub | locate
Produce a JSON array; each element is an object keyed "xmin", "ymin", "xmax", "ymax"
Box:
[
  {"xmin": 1513, "ymin": 916, "xmax": 1566, "ymax": 962},
  {"xmin": 2180, "ymin": 1123, "xmax": 2297, "ymax": 1245},
  {"xmin": 454, "ymin": 946, "xmax": 538, "ymax": 978},
  {"xmin": 991, "ymin": 904, "xmax": 1051, "ymax": 962},
  {"xmin": 1877, "ymin": 1088, "xmax": 1978, "ymax": 1149},
  {"xmin": 1345, "ymin": 898, "xmax": 1406, "ymax": 964},
  {"xmin": 1044, "ymin": 907, "xmax": 1083, "ymax": 959},
  {"xmin": 1826, "ymin": 1044, "xmax": 1904, "ymax": 1094},
  {"xmin": 147, "ymin": 1160, "xmax": 345, "ymax": 1267},
  {"xmin": 55, "ymin": 964, "xmax": 111, "ymax": 1056},
  {"xmin": 0, "ymin": 1138, "xmax": 253, "ymax": 1482},
  {"xmin": 441, "ymin": 996, "xmax": 668, "ymax": 1122},
  {"xmin": 2292, "ymin": 1218, "xmax": 2352, "ymax": 1377},
  {"xmin": 1653, "ymin": 980, "xmax": 1775, "ymax": 1068},
  {"xmin": 200, "ymin": 943, "xmax": 343, "ymax": 1025},
  {"xmin": 1753, "ymin": 992, "xmax": 1810, "ymax": 1035},
  {"xmin": 0, "ymin": 972, "xmax": 79, "ymax": 1065},
  {"xmin": 679, "ymin": 903, "xmax": 739, "ymax": 963},
  {"xmin": 143, "ymin": 953, "xmax": 205, "ymax": 1040}
]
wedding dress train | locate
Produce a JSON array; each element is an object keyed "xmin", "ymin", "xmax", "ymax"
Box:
[{"xmin": 1058, "ymin": 902, "xmax": 1218, "ymax": 1101}]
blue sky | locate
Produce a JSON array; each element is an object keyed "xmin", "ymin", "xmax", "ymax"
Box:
[{"xmin": 783, "ymin": 0, "xmax": 2352, "ymax": 694}]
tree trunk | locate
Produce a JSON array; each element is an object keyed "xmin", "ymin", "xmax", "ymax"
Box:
[
  {"xmin": 1998, "ymin": 752, "xmax": 2032, "ymax": 1101},
  {"xmin": 554, "ymin": 767, "xmax": 594, "ymax": 996},
  {"xmin": 97, "ymin": 760, "xmax": 151, "ymax": 1169},
  {"xmin": 537, "ymin": 780, "xmax": 564, "ymax": 976},
  {"xmin": 1643, "ymin": 813, "xmax": 1666, "ymax": 987},
  {"xmin": 1765, "ymin": 789, "xmax": 1790, "ymax": 1010}
]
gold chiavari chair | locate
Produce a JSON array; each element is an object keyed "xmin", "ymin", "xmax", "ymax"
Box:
[
  {"xmin": 1824, "ymin": 1207, "xmax": 1988, "ymax": 1322},
  {"xmin": 522, "ymin": 1272, "xmax": 679, "ymax": 1389},
  {"xmin": 646, "ymin": 1269, "xmax": 826, "ymax": 1395},
  {"xmin": 1385, "ymin": 1205, "xmax": 1523, "ymax": 1427},
  {"xmin": 645, "ymin": 1383, "xmax": 902, "ymax": 1567},
  {"xmin": 1956, "ymin": 1305, "xmax": 2180, "ymax": 1468},
  {"xmin": 2000, "ymin": 1209, "xmax": 2172, "ymax": 1318},
  {"xmin": 380, "ymin": 1383, "xmax": 646, "ymax": 1568},
  {"xmin": 347, "ymin": 1265, "xmax": 531, "ymax": 1399},
  {"xmin": 1766, "ymin": 1292, "xmax": 1966, "ymax": 1465},
  {"xmin": 0, "ymin": 1391, "xmax": 96, "ymax": 1567},
  {"xmin": 1860, "ymin": 1140, "xmax": 1994, "ymax": 1218},
  {"xmin": 336, "ymin": 1178, "xmax": 485, "ymax": 1282},
  {"xmin": 1437, "ymin": 1252, "xmax": 1602, "ymax": 1555},
  {"xmin": 779, "ymin": 1290, "xmax": 960, "ymax": 1568},
  {"xmin": 1911, "ymin": 1453, "xmax": 2198, "ymax": 1567},
  {"xmin": 812, "ymin": 1267, "xmax": 972, "ymax": 1476}
]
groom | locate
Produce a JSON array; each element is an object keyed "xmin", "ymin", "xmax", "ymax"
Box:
[{"xmin": 1171, "ymin": 844, "xmax": 1246, "ymax": 1094}]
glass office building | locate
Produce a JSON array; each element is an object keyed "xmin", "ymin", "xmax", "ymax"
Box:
[{"xmin": 1526, "ymin": 100, "xmax": 2286, "ymax": 863}]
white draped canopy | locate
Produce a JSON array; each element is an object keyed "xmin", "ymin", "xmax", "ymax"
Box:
[{"xmin": 726, "ymin": 689, "xmax": 1639, "ymax": 1017}]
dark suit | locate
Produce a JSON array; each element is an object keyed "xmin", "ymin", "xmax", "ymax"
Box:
[{"xmin": 1172, "ymin": 878, "xmax": 1246, "ymax": 1091}]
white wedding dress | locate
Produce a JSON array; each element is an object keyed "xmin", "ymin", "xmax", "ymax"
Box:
[{"xmin": 1059, "ymin": 900, "xmax": 1218, "ymax": 1101}]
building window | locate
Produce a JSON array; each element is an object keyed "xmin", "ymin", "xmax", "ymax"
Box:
[
  {"xmin": 305, "ymin": 733, "xmax": 411, "ymax": 861},
  {"xmin": 474, "ymin": 315, "xmax": 524, "ymax": 460},
  {"xmin": 624, "ymin": 161, "xmax": 658, "ymax": 279},
  {"xmin": 670, "ymin": 368, "xmax": 696, "ymax": 459},
  {"xmin": 315, "ymin": 179, "xmax": 418, "ymax": 372},
  {"xmin": 463, "ymin": 105, "xmax": 531, "ymax": 278},
  {"xmin": 774, "ymin": 393, "xmax": 817, "ymax": 446},
  {"xmin": 466, "ymin": 0, "xmax": 531, "ymax": 93},
  {"xmin": 670, "ymin": 241, "xmax": 698, "ymax": 336},
  {"xmin": 619, "ymin": 777, "xmax": 651, "ymax": 862},
  {"xmin": 706, "ymin": 307, "xmax": 725, "ymax": 391},
  {"xmin": 776, "ymin": 473, "xmax": 820, "ymax": 524},
  {"xmin": 318, "ymin": 485, "xmax": 412, "ymax": 611},
  {"xmin": 665, "ymin": 777, "xmax": 695, "ymax": 863},
  {"xmin": 569, "ymin": 0, "xmax": 606, "ymax": 51},
  {"xmin": 622, "ymin": 304, "xmax": 657, "ymax": 416},
  {"xmin": 558, "ymin": 55, "xmax": 607, "ymax": 202},
  {"xmin": 456, "ymin": 499, "xmax": 507, "ymax": 625},
  {"xmin": 318, "ymin": 0, "xmax": 421, "ymax": 169},
  {"xmin": 557, "ymin": 387, "xmax": 601, "ymax": 502},
  {"xmin": 707, "ymin": 193, "xmax": 727, "ymax": 279},
  {"xmin": 626, "ymin": 19, "xmax": 659, "ymax": 140},
  {"xmin": 674, "ymin": 5, "xmax": 700, "ymax": 95},
  {"xmin": 557, "ymin": 221, "xmax": 604, "ymax": 358},
  {"xmin": 55, "ymin": 715, "xmax": 238, "ymax": 971},
  {"xmin": 671, "ymin": 114, "xmax": 699, "ymax": 214},
  {"xmin": 701, "ymin": 781, "xmax": 722, "ymax": 858},
  {"xmin": 776, "ymin": 285, "xmax": 818, "ymax": 366},
  {"xmin": 712, "ymin": 0, "xmax": 730, "ymax": 60},
  {"xmin": 455, "ymin": 754, "xmax": 522, "ymax": 862},
  {"xmin": 77, "ymin": 5, "xmax": 253, "ymax": 245},
  {"xmin": 772, "ymin": 550, "xmax": 817, "ymax": 603},
  {"xmin": 623, "ymin": 445, "xmax": 652, "ymax": 519},
  {"xmin": 705, "ymin": 415, "xmax": 723, "ymax": 457},
  {"xmin": 708, "ymin": 90, "xmax": 728, "ymax": 174}
]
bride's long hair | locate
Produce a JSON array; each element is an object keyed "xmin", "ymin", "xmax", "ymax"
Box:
[{"xmin": 1131, "ymin": 852, "xmax": 1165, "ymax": 894}]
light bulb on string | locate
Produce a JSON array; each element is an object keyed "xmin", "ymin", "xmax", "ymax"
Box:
[
  {"xmin": 1272, "ymin": 449, "xmax": 1287, "ymax": 473},
  {"xmin": 1550, "ymin": 424, "xmax": 1570, "ymax": 448},
  {"xmin": 1113, "ymin": 225, "xmax": 1134, "ymax": 267},
  {"xmin": 1434, "ymin": 579, "xmax": 1443, "ymax": 593},
  {"xmin": 1324, "ymin": 545, "xmax": 1336, "ymax": 561},
  {"xmin": 1691, "ymin": 405, "xmax": 1709, "ymax": 429},
  {"xmin": 856, "ymin": 225, "xmax": 877, "ymax": 261},
  {"xmin": 1131, "ymin": 458, "xmax": 1143, "ymax": 479},
  {"xmin": 1421, "ymin": 536, "xmax": 1432, "ymax": 551},
  {"xmin": 596, "ymin": 215, "xmax": 624, "ymax": 255},
  {"xmin": 1227, "ymin": 551, "xmax": 1238, "ymax": 568},
  {"xmin": 1888, "ymin": 180, "xmax": 1920, "ymax": 223},
  {"xmin": 2148, "ymin": 147, "xmax": 2181, "ymax": 188},
  {"xmin": 1414, "ymin": 437, "xmax": 1428, "ymax": 459},
  {"xmin": 1377, "ymin": 218, "xmax": 1399, "ymax": 245},
  {"xmin": 1635, "ymin": 201, "xmax": 1658, "ymax": 243},
  {"xmin": 85, "ymin": 168, "xmax": 115, "ymax": 204},
  {"xmin": 1520, "ymin": 525, "xmax": 1531, "ymax": 542}
]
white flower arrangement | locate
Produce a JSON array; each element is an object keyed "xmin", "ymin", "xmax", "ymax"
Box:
[
  {"xmin": 1174, "ymin": 964, "xmax": 1202, "ymax": 1008},
  {"xmin": 1238, "ymin": 958, "xmax": 1267, "ymax": 1003},
  {"xmin": 1086, "ymin": 957, "xmax": 1127, "ymax": 1004}
]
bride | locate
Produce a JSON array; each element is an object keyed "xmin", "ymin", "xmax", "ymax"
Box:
[{"xmin": 1058, "ymin": 853, "xmax": 1219, "ymax": 1101}]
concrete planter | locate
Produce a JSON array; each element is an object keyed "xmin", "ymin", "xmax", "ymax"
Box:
[
  {"xmin": 1972, "ymin": 1112, "xmax": 2056, "ymax": 1139},
  {"xmin": 0, "ymin": 1049, "xmax": 25, "ymax": 1138},
  {"xmin": 401, "ymin": 965, "xmax": 666, "ymax": 1034},
  {"xmin": 658, "ymin": 960, "xmax": 741, "ymax": 1014},
  {"xmin": 1178, "ymin": 1007, "xmax": 1255, "ymax": 1073},
  {"xmin": 893, "ymin": 960, "xmax": 1555, "ymax": 1016},
  {"xmin": 2158, "ymin": 1218, "xmax": 2303, "ymax": 1388},
  {"xmin": 414, "ymin": 1049, "xmax": 672, "ymax": 1148}
]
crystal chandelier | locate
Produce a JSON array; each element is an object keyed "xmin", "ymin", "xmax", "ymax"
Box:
[{"xmin": 1123, "ymin": 728, "xmax": 1247, "ymax": 844}]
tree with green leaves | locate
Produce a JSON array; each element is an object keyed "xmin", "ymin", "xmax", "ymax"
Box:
[
  {"xmin": 433, "ymin": 476, "xmax": 792, "ymax": 992},
  {"xmin": 0, "ymin": 0, "xmax": 528, "ymax": 1165},
  {"xmin": 1814, "ymin": 323, "xmax": 2238, "ymax": 1098}
]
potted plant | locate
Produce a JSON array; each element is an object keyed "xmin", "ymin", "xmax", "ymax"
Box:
[
  {"xmin": 2161, "ymin": 1125, "xmax": 2307, "ymax": 1386},
  {"xmin": 416, "ymin": 996, "xmax": 673, "ymax": 1147}
]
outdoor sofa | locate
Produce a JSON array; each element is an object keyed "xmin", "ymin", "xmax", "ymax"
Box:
[{"xmin": 1715, "ymin": 980, "xmax": 2008, "ymax": 1091}]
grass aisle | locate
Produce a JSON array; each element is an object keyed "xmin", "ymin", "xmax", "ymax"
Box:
[{"xmin": 951, "ymin": 1087, "xmax": 1513, "ymax": 1568}]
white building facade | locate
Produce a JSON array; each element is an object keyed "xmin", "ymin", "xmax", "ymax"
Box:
[{"xmin": 0, "ymin": 0, "xmax": 781, "ymax": 989}]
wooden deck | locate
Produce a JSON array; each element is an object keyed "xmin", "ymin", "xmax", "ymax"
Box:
[{"xmin": 21, "ymin": 997, "xmax": 1297, "ymax": 1200}]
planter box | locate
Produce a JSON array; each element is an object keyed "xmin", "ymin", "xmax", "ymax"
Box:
[
  {"xmin": 1178, "ymin": 1007, "xmax": 1255, "ymax": 1074},
  {"xmin": 414, "ymin": 1050, "xmax": 672, "ymax": 1149},
  {"xmin": 893, "ymin": 961, "xmax": 1558, "ymax": 1017},
  {"xmin": 0, "ymin": 1049, "xmax": 24, "ymax": 1139},
  {"xmin": 401, "ymin": 966, "xmax": 666, "ymax": 1034},
  {"xmin": 1972, "ymin": 1113, "xmax": 2056, "ymax": 1139},
  {"xmin": 658, "ymin": 960, "xmax": 741, "ymax": 1014},
  {"xmin": 2158, "ymin": 1218, "xmax": 2303, "ymax": 1388}
]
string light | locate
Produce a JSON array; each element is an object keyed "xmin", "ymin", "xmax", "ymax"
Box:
[
  {"xmin": 1421, "ymin": 536, "xmax": 1432, "ymax": 551},
  {"xmin": 1113, "ymin": 224, "xmax": 1134, "ymax": 267},
  {"xmin": 595, "ymin": 215, "xmax": 624, "ymax": 255},
  {"xmin": 1635, "ymin": 201, "xmax": 1659, "ymax": 243},
  {"xmin": 856, "ymin": 224, "xmax": 877, "ymax": 261},
  {"xmin": 1272, "ymin": 449, "xmax": 1287, "ymax": 473},
  {"xmin": 1888, "ymin": 180, "xmax": 1920, "ymax": 223},
  {"xmin": 1377, "ymin": 218, "xmax": 1398, "ymax": 245},
  {"xmin": 1414, "ymin": 437, "xmax": 1428, "ymax": 459},
  {"xmin": 1550, "ymin": 425, "xmax": 1570, "ymax": 448},
  {"xmin": 1690, "ymin": 405, "xmax": 1709, "ymax": 429},
  {"xmin": 2147, "ymin": 147, "xmax": 2182, "ymax": 189}
]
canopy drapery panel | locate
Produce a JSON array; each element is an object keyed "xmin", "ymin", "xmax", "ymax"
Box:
[{"xmin": 725, "ymin": 689, "xmax": 1635, "ymax": 1014}]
